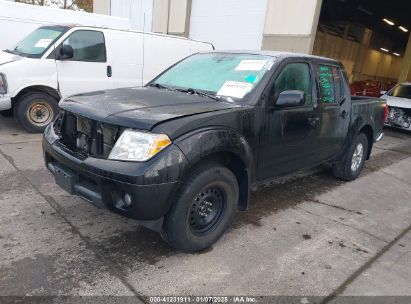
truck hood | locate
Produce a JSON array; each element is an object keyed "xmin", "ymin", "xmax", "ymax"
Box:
[
  {"xmin": 382, "ymin": 94, "xmax": 411, "ymax": 109},
  {"xmin": 0, "ymin": 50, "xmax": 22, "ymax": 66},
  {"xmin": 60, "ymin": 87, "xmax": 240, "ymax": 130}
]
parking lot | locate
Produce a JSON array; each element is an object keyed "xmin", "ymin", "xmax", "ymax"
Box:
[{"xmin": 0, "ymin": 113, "xmax": 410, "ymax": 301}]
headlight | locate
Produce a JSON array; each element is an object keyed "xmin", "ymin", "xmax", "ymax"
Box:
[
  {"xmin": 0, "ymin": 73, "xmax": 7, "ymax": 94},
  {"xmin": 108, "ymin": 129, "xmax": 172, "ymax": 161}
]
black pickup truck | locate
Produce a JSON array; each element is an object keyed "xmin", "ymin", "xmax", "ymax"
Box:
[{"xmin": 43, "ymin": 51, "xmax": 387, "ymax": 252}]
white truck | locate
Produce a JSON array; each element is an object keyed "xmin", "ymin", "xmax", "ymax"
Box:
[
  {"xmin": 0, "ymin": 25, "xmax": 213, "ymax": 132},
  {"xmin": 381, "ymin": 82, "xmax": 411, "ymax": 131}
]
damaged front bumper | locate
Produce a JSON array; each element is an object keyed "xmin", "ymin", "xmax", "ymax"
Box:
[
  {"xmin": 385, "ymin": 106, "xmax": 411, "ymax": 131},
  {"xmin": 42, "ymin": 124, "xmax": 188, "ymax": 232}
]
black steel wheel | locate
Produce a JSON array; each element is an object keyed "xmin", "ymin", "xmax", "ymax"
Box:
[
  {"xmin": 162, "ymin": 162, "xmax": 239, "ymax": 252},
  {"xmin": 189, "ymin": 186, "xmax": 226, "ymax": 236}
]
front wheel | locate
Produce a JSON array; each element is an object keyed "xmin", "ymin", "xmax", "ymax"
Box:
[
  {"xmin": 332, "ymin": 133, "xmax": 369, "ymax": 181},
  {"xmin": 162, "ymin": 162, "xmax": 239, "ymax": 252},
  {"xmin": 14, "ymin": 92, "xmax": 59, "ymax": 133}
]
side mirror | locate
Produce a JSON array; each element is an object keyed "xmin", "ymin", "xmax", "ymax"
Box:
[
  {"xmin": 58, "ymin": 44, "xmax": 73, "ymax": 60},
  {"xmin": 276, "ymin": 90, "xmax": 306, "ymax": 107},
  {"xmin": 380, "ymin": 90, "xmax": 387, "ymax": 96}
]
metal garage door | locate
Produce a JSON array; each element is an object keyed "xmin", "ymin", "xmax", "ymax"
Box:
[{"xmin": 189, "ymin": 0, "xmax": 268, "ymax": 50}]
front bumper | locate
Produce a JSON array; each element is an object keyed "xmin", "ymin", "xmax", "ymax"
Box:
[
  {"xmin": 0, "ymin": 95, "xmax": 11, "ymax": 111},
  {"xmin": 43, "ymin": 124, "xmax": 188, "ymax": 229}
]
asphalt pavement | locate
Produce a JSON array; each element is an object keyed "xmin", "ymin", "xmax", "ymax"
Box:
[{"xmin": 0, "ymin": 114, "xmax": 410, "ymax": 302}]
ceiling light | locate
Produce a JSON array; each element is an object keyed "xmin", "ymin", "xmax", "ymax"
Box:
[
  {"xmin": 380, "ymin": 48, "xmax": 389, "ymax": 52},
  {"xmin": 399, "ymin": 26, "xmax": 408, "ymax": 32},
  {"xmin": 393, "ymin": 52, "xmax": 401, "ymax": 57},
  {"xmin": 382, "ymin": 18, "xmax": 394, "ymax": 26}
]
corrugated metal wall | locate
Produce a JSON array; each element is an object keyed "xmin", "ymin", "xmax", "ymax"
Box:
[
  {"xmin": 313, "ymin": 31, "xmax": 402, "ymax": 81},
  {"xmin": 111, "ymin": 0, "xmax": 153, "ymax": 31},
  {"xmin": 189, "ymin": 0, "xmax": 268, "ymax": 50}
]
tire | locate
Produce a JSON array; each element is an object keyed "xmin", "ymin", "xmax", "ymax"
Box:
[
  {"xmin": 14, "ymin": 92, "xmax": 59, "ymax": 133},
  {"xmin": 332, "ymin": 133, "xmax": 368, "ymax": 181},
  {"xmin": 162, "ymin": 162, "xmax": 239, "ymax": 252},
  {"xmin": 0, "ymin": 109, "xmax": 13, "ymax": 117}
]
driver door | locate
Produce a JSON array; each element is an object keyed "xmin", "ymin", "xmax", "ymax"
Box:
[
  {"xmin": 55, "ymin": 29, "xmax": 113, "ymax": 97},
  {"xmin": 258, "ymin": 60, "xmax": 322, "ymax": 180}
]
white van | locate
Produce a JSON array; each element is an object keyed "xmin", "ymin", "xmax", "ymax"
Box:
[{"xmin": 0, "ymin": 25, "xmax": 213, "ymax": 132}]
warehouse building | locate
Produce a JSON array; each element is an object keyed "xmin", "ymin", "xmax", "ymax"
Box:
[{"xmin": 94, "ymin": 0, "xmax": 411, "ymax": 85}]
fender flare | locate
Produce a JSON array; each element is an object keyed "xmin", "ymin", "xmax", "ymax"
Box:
[{"xmin": 174, "ymin": 127, "xmax": 254, "ymax": 210}]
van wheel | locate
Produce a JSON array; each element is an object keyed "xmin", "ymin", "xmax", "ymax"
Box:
[
  {"xmin": 162, "ymin": 162, "xmax": 239, "ymax": 252},
  {"xmin": 15, "ymin": 92, "xmax": 59, "ymax": 133},
  {"xmin": 332, "ymin": 133, "xmax": 368, "ymax": 181}
]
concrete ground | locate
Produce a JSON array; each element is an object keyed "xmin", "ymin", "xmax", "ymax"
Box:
[{"xmin": 0, "ymin": 114, "xmax": 410, "ymax": 302}]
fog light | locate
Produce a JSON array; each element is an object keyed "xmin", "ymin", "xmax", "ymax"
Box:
[{"xmin": 124, "ymin": 193, "xmax": 132, "ymax": 207}]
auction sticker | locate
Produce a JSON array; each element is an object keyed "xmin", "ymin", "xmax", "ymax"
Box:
[
  {"xmin": 35, "ymin": 38, "xmax": 52, "ymax": 48},
  {"xmin": 235, "ymin": 59, "xmax": 267, "ymax": 71},
  {"xmin": 217, "ymin": 81, "xmax": 254, "ymax": 98}
]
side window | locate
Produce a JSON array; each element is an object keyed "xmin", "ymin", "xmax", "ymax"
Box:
[
  {"xmin": 316, "ymin": 65, "xmax": 343, "ymax": 104},
  {"xmin": 62, "ymin": 30, "xmax": 106, "ymax": 62},
  {"xmin": 272, "ymin": 63, "xmax": 312, "ymax": 106}
]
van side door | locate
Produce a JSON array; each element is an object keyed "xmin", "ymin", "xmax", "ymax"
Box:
[
  {"xmin": 313, "ymin": 63, "xmax": 351, "ymax": 160},
  {"xmin": 257, "ymin": 59, "xmax": 322, "ymax": 180},
  {"xmin": 54, "ymin": 29, "xmax": 113, "ymax": 97}
]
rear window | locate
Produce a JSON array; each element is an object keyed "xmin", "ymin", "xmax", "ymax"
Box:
[{"xmin": 316, "ymin": 65, "xmax": 343, "ymax": 103}]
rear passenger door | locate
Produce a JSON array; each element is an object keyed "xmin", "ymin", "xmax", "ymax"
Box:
[
  {"xmin": 55, "ymin": 30, "xmax": 113, "ymax": 97},
  {"xmin": 314, "ymin": 63, "xmax": 350, "ymax": 160}
]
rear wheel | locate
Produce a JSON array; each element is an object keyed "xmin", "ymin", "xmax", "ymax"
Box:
[
  {"xmin": 15, "ymin": 92, "xmax": 59, "ymax": 133},
  {"xmin": 332, "ymin": 133, "xmax": 368, "ymax": 181},
  {"xmin": 162, "ymin": 162, "xmax": 239, "ymax": 252}
]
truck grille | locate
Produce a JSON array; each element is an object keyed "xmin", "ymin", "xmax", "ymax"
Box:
[{"xmin": 56, "ymin": 111, "xmax": 121, "ymax": 159}]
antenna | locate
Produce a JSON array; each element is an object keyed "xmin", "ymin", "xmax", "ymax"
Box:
[{"xmin": 141, "ymin": 11, "xmax": 146, "ymax": 86}]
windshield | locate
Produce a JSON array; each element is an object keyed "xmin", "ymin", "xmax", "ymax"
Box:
[
  {"xmin": 152, "ymin": 53, "xmax": 275, "ymax": 100},
  {"xmin": 387, "ymin": 84, "xmax": 411, "ymax": 99},
  {"xmin": 8, "ymin": 26, "xmax": 68, "ymax": 58}
]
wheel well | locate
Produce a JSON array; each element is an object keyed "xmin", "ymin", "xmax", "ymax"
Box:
[
  {"xmin": 359, "ymin": 125, "xmax": 373, "ymax": 160},
  {"xmin": 11, "ymin": 86, "xmax": 60, "ymax": 108},
  {"xmin": 187, "ymin": 152, "xmax": 250, "ymax": 211}
]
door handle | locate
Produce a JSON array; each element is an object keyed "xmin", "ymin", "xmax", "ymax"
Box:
[
  {"xmin": 308, "ymin": 116, "xmax": 320, "ymax": 126},
  {"xmin": 107, "ymin": 65, "xmax": 112, "ymax": 77},
  {"xmin": 340, "ymin": 110, "xmax": 347, "ymax": 119}
]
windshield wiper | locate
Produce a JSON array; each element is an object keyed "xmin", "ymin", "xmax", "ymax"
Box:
[
  {"xmin": 176, "ymin": 88, "xmax": 224, "ymax": 102},
  {"xmin": 148, "ymin": 83, "xmax": 174, "ymax": 91}
]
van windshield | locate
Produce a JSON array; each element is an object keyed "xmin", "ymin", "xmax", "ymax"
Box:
[
  {"xmin": 6, "ymin": 26, "xmax": 68, "ymax": 58},
  {"xmin": 151, "ymin": 53, "xmax": 275, "ymax": 100}
]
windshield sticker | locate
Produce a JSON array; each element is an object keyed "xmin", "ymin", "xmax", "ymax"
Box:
[
  {"xmin": 34, "ymin": 38, "xmax": 52, "ymax": 48},
  {"xmin": 217, "ymin": 81, "xmax": 254, "ymax": 98},
  {"xmin": 235, "ymin": 60, "xmax": 267, "ymax": 71},
  {"xmin": 245, "ymin": 74, "xmax": 257, "ymax": 83}
]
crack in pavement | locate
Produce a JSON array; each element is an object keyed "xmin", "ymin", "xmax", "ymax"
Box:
[
  {"xmin": 0, "ymin": 149, "xmax": 148, "ymax": 303},
  {"xmin": 320, "ymin": 222, "xmax": 411, "ymax": 303}
]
